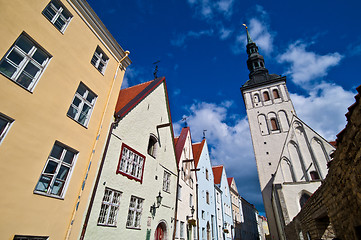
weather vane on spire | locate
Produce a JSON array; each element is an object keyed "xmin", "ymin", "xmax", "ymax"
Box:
[{"xmin": 242, "ymin": 23, "xmax": 253, "ymax": 44}]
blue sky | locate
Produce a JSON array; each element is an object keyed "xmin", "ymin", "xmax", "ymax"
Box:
[{"xmin": 87, "ymin": 0, "xmax": 361, "ymax": 214}]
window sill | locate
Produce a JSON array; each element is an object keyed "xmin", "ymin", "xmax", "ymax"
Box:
[
  {"xmin": 33, "ymin": 190, "xmax": 64, "ymax": 200},
  {"xmin": 0, "ymin": 72, "xmax": 35, "ymax": 93},
  {"xmin": 67, "ymin": 115, "xmax": 89, "ymax": 129},
  {"xmin": 126, "ymin": 226, "xmax": 142, "ymax": 230},
  {"xmin": 97, "ymin": 223, "xmax": 117, "ymax": 227}
]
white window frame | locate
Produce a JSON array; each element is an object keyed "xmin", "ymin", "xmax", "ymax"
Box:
[
  {"xmin": 0, "ymin": 33, "xmax": 51, "ymax": 92},
  {"xmin": 162, "ymin": 170, "xmax": 171, "ymax": 193},
  {"xmin": 67, "ymin": 82, "xmax": 97, "ymax": 127},
  {"xmin": 126, "ymin": 196, "xmax": 144, "ymax": 229},
  {"xmin": 91, "ymin": 46, "xmax": 109, "ymax": 74},
  {"xmin": 42, "ymin": 0, "xmax": 72, "ymax": 33},
  {"xmin": 0, "ymin": 113, "xmax": 14, "ymax": 145},
  {"xmin": 117, "ymin": 143, "xmax": 145, "ymax": 183},
  {"xmin": 97, "ymin": 188, "xmax": 122, "ymax": 226},
  {"xmin": 34, "ymin": 141, "xmax": 78, "ymax": 198}
]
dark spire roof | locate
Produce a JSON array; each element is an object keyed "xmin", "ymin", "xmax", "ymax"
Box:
[{"xmin": 241, "ymin": 25, "xmax": 284, "ymax": 91}]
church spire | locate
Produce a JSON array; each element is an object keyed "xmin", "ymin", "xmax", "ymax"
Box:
[
  {"xmin": 243, "ymin": 24, "xmax": 253, "ymax": 44},
  {"xmin": 242, "ymin": 24, "xmax": 269, "ymax": 86}
]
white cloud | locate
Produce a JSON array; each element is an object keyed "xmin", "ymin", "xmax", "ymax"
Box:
[
  {"xmin": 233, "ymin": 18, "xmax": 274, "ymax": 55},
  {"xmin": 278, "ymin": 42, "xmax": 343, "ymax": 87},
  {"xmin": 122, "ymin": 66, "xmax": 149, "ymax": 89},
  {"xmin": 186, "ymin": 0, "xmax": 235, "ymax": 19},
  {"xmin": 291, "ymin": 83, "xmax": 355, "ymax": 141},
  {"xmin": 173, "ymin": 101, "xmax": 262, "ymax": 204},
  {"xmin": 171, "ymin": 29, "xmax": 214, "ymax": 47},
  {"xmin": 218, "ymin": 25, "xmax": 232, "ymax": 40}
]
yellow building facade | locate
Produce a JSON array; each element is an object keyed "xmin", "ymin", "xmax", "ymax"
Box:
[{"xmin": 0, "ymin": 0, "xmax": 130, "ymax": 239}]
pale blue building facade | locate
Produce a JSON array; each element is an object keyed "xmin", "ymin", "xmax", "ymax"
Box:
[{"xmin": 193, "ymin": 139, "xmax": 217, "ymax": 240}]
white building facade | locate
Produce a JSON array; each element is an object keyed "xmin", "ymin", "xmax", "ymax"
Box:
[{"xmin": 81, "ymin": 77, "xmax": 178, "ymax": 240}]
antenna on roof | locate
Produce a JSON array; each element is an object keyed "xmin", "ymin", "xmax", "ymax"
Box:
[
  {"xmin": 181, "ymin": 116, "xmax": 188, "ymax": 128},
  {"xmin": 203, "ymin": 130, "xmax": 207, "ymax": 139},
  {"xmin": 153, "ymin": 60, "xmax": 160, "ymax": 79}
]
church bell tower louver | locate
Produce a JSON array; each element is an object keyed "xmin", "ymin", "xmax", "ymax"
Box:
[{"xmin": 240, "ymin": 25, "xmax": 296, "ymax": 239}]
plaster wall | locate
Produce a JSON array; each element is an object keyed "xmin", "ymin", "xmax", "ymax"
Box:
[
  {"xmin": 0, "ymin": 0, "xmax": 127, "ymax": 239},
  {"xmin": 176, "ymin": 131, "xmax": 197, "ymax": 240},
  {"xmin": 196, "ymin": 141, "xmax": 217, "ymax": 240},
  {"xmin": 218, "ymin": 169, "xmax": 233, "ymax": 240},
  {"xmin": 83, "ymin": 83, "xmax": 177, "ymax": 240}
]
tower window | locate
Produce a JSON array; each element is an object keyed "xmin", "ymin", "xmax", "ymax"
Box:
[
  {"xmin": 270, "ymin": 118, "xmax": 279, "ymax": 130},
  {"xmin": 260, "ymin": 61, "xmax": 264, "ymax": 67},
  {"xmin": 273, "ymin": 89, "xmax": 280, "ymax": 99},
  {"xmin": 253, "ymin": 93, "xmax": 260, "ymax": 103},
  {"xmin": 263, "ymin": 91, "xmax": 270, "ymax": 101},
  {"xmin": 310, "ymin": 171, "xmax": 320, "ymax": 180}
]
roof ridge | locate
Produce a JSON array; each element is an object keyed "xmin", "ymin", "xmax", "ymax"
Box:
[{"xmin": 122, "ymin": 80, "xmax": 154, "ymax": 90}]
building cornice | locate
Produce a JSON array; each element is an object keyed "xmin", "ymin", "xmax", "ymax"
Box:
[{"xmin": 67, "ymin": 0, "xmax": 131, "ymax": 67}]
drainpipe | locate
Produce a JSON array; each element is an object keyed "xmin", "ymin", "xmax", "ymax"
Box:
[{"xmin": 65, "ymin": 51, "xmax": 129, "ymax": 240}]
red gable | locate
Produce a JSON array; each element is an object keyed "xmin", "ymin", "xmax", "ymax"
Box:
[
  {"xmin": 192, "ymin": 139, "xmax": 205, "ymax": 168},
  {"xmin": 212, "ymin": 165, "xmax": 223, "ymax": 184}
]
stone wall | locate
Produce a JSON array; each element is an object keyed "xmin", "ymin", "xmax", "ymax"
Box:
[{"xmin": 285, "ymin": 85, "xmax": 361, "ymax": 240}]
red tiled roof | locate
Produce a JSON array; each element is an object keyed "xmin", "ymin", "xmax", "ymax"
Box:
[
  {"xmin": 174, "ymin": 137, "xmax": 179, "ymax": 147},
  {"xmin": 227, "ymin": 177, "xmax": 233, "ymax": 187},
  {"xmin": 329, "ymin": 141, "xmax": 337, "ymax": 147},
  {"xmin": 192, "ymin": 139, "xmax": 205, "ymax": 168},
  {"xmin": 212, "ymin": 165, "xmax": 223, "ymax": 184},
  {"xmin": 115, "ymin": 77, "xmax": 165, "ymax": 119},
  {"xmin": 174, "ymin": 127, "xmax": 190, "ymax": 165}
]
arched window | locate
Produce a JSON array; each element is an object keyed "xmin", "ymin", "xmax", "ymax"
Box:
[
  {"xmin": 300, "ymin": 193, "xmax": 310, "ymax": 208},
  {"xmin": 147, "ymin": 135, "xmax": 158, "ymax": 157},
  {"xmin": 273, "ymin": 89, "xmax": 280, "ymax": 99},
  {"xmin": 270, "ymin": 118, "xmax": 279, "ymax": 130},
  {"xmin": 206, "ymin": 191, "xmax": 210, "ymax": 204},
  {"xmin": 263, "ymin": 91, "xmax": 270, "ymax": 101},
  {"xmin": 253, "ymin": 93, "xmax": 260, "ymax": 103}
]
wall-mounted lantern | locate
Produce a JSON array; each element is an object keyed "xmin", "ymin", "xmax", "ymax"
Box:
[{"xmin": 150, "ymin": 191, "xmax": 163, "ymax": 218}]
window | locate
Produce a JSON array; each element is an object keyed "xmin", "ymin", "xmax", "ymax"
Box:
[
  {"xmin": 117, "ymin": 143, "xmax": 145, "ymax": 183},
  {"xmin": 13, "ymin": 236, "xmax": 48, "ymax": 240},
  {"xmin": 175, "ymin": 220, "xmax": 179, "ymax": 238},
  {"xmin": 310, "ymin": 171, "xmax": 320, "ymax": 180},
  {"xmin": 202, "ymin": 210, "xmax": 205, "ymax": 219},
  {"xmin": 202, "ymin": 228, "xmax": 205, "ymax": 240},
  {"xmin": 263, "ymin": 91, "xmax": 270, "ymax": 101},
  {"xmin": 91, "ymin": 46, "xmax": 109, "ymax": 74},
  {"xmin": 163, "ymin": 171, "xmax": 171, "ymax": 192},
  {"xmin": 42, "ymin": 0, "xmax": 72, "ymax": 33},
  {"xmin": 0, "ymin": 113, "xmax": 13, "ymax": 145},
  {"xmin": 0, "ymin": 33, "xmax": 51, "ymax": 91},
  {"xmin": 190, "ymin": 177, "xmax": 194, "ymax": 189},
  {"xmin": 205, "ymin": 169, "xmax": 209, "ymax": 180},
  {"xmin": 67, "ymin": 82, "xmax": 97, "ymax": 127},
  {"xmin": 34, "ymin": 142, "xmax": 77, "ymax": 197},
  {"xmin": 270, "ymin": 118, "xmax": 279, "ymax": 131},
  {"xmin": 193, "ymin": 226, "xmax": 198, "ymax": 240},
  {"xmin": 177, "ymin": 184, "xmax": 182, "ymax": 200},
  {"xmin": 97, "ymin": 188, "xmax": 122, "ymax": 226},
  {"xmin": 190, "ymin": 193, "xmax": 193, "ymax": 207},
  {"xmin": 253, "ymin": 93, "xmax": 260, "ymax": 103},
  {"xmin": 180, "ymin": 221, "xmax": 185, "ymax": 239},
  {"xmin": 206, "ymin": 191, "xmax": 210, "ymax": 204},
  {"xmin": 273, "ymin": 89, "xmax": 280, "ymax": 99},
  {"xmin": 300, "ymin": 193, "xmax": 310, "ymax": 208},
  {"xmin": 147, "ymin": 135, "xmax": 158, "ymax": 157},
  {"xmin": 126, "ymin": 196, "xmax": 144, "ymax": 229}
]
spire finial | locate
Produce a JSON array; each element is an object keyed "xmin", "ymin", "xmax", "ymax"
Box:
[{"xmin": 242, "ymin": 24, "xmax": 253, "ymax": 44}]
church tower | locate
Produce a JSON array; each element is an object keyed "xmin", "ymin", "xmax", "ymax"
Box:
[{"xmin": 240, "ymin": 27, "xmax": 295, "ymax": 239}]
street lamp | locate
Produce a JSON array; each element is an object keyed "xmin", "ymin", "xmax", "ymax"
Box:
[{"xmin": 150, "ymin": 191, "xmax": 163, "ymax": 218}]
